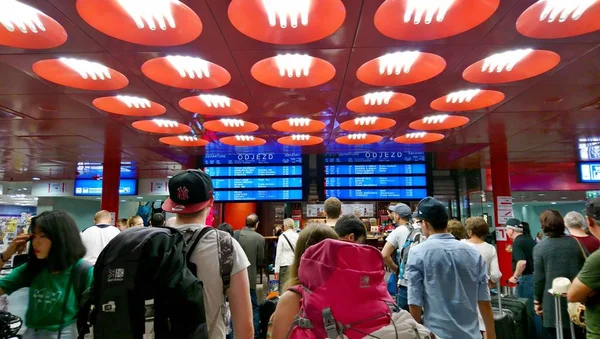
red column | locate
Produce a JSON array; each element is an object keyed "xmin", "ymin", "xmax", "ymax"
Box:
[
  {"xmin": 101, "ymin": 122, "xmax": 122, "ymax": 225},
  {"xmin": 224, "ymin": 203, "xmax": 257, "ymax": 230},
  {"xmin": 490, "ymin": 139, "xmax": 513, "ymax": 286}
]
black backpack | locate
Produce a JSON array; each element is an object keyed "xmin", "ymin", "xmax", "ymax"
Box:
[{"xmin": 78, "ymin": 226, "xmax": 233, "ymax": 339}]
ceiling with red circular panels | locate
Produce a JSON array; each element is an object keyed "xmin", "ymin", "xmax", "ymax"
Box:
[
  {"xmin": 1, "ymin": 0, "xmax": 599, "ymax": 180},
  {"xmin": 375, "ymin": 0, "xmax": 500, "ymax": 41},
  {"xmin": 356, "ymin": 51, "xmax": 446, "ymax": 86},
  {"xmin": 93, "ymin": 95, "xmax": 166, "ymax": 117},
  {"xmin": 76, "ymin": 0, "xmax": 202, "ymax": 46},
  {"xmin": 0, "ymin": 0, "xmax": 68, "ymax": 49},
  {"xmin": 346, "ymin": 91, "xmax": 416, "ymax": 114},
  {"xmin": 516, "ymin": 0, "xmax": 600, "ymax": 39},
  {"xmin": 228, "ymin": 0, "xmax": 346, "ymax": 44}
]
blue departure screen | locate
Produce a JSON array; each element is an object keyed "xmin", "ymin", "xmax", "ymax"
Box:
[
  {"xmin": 325, "ymin": 164, "xmax": 426, "ymax": 176},
  {"xmin": 325, "ymin": 176, "xmax": 427, "ymax": 187},
  {"xmin": 580, "ymin": 162, "xmax": 600, "ymax": 183},
  {"xmin": 213, "ymin": 177, "xmax": 302, "ymax": 189},
  {"xmin": 325, "ymin": 151, "xmax": 425, "ymax": 164},
  {"xmin": 74, "ymin": 179, "xmax": 137, "ymax": 196},
  {"xmin": 204, "ymin": 153, "xmax": 302, "ymax": 165},
  {"xmin": 326, "ymin": 188, "xmax": 428, "ymax": 200},
  {"xmin": 205, "ymin": 166, "xmax": 302, "ymax": 177},
  {"xmin": 214, "ymin": 190, "xmax": 303, "ymax": 201}
]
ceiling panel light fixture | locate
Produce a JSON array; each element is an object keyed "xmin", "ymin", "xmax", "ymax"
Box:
[
  {"xmin": 166, "ymin": 55, "xmax": 210, "ymax": 79},
  {"xmin": 403, "ymin": 0, "xmax": 456, "ymax": 24},
  {"xmin": 272, "ymin": 118, "xmax": 325, "ymax": 133},
  {"xmin": 516, "ymin": 0, "xmax": 600, "ymax": 38},
  {"xmin": 446, "ymin": 89, "xmax": 481, "ymax": 103},
  {"xmin": 423, "ymin": 114, "xmax": 448, "ymax": 124},
  {"xmin": 340, "ymin": 117, "xmax": 396, "ymax": 132},
  {"xmin": 347, "ymin": 92, "xmax": 416, "ymax": 114},
  {"xmin": 431, "ymin": 89, "xmax": 504, "ymax": 111},
  {"xmin": 278, "ymin": 134, "xmax": 323, "ymax": 146},
  {"xmin": 153, "ymin": 119, "xmax": 178, "ymax": 128},
  {"xmin": 262, "ymin": 0, "xmax": 310, "ymax": 28},
  {"xmin": 538, "ymin": 0, "xmax": 596, "ymax": 22},
  {"xmin": 142, "ymin": 56, "xmax": 231, "ymax": 89},
  {"xmin": 33, "ymin": 58, "xmax": 129, "ymax": 90},
  {"xmin": 357, "ymin": 52, "xmax": 446, "ymax": 86},
  {"xmin": 251, "ymin": 55, "xmax": 335, "ymax": 88},
  {"xmin": 117, "ymin": 0, "xmax": 176, "ymax": 31},
  {"xmin": 1, "ymin": 0, "xmax": 46, "ymax": 34},
  {"xmin": 200, "ymin": 94, "xmax": 231, "ymax": 108},
  {"xmin": 178, "ymin": 135, "xmax": 197, "ymax": 141},
  {"xmin": 406, "ymin": 132, "xmax": 427, "ymax": 139},
  {"xmin": 60, "ymin": 58, "xmax": 111, "ymax": 80},
  {"xmin": 481, "ymin": 49, "xmax": 533, "ymax": 73},
  {"xmin": 379, "ymin": 51, "xmax": 420, "ymax": 75},
  {"xmin": 93, "ymin": 95, "xmax": 166, "ymax": 116},
  {"xmin": 132, "ymin": 119, "xmax": 190, "ymax": 134},
  {"xmin": 221, "ymin": 118, "xmax": 245, "ymax": 127},
  {"xmin": 348, "ymin": 133, "xmax": 367, "ymax": 140},
  {"xmin": 291, "ymin": 134, "xmax": 311, "ymax": 141},
  {"xmin": 354, "ymin": 117, "xmax": 378, "ymax": 126},
  {"xmin": 336, "ymin": 133, "xmax": 383, "ymax": 145},
  {"xmin": 275, "ymin": 54, "xmax": 312, "ymax": 77},
  {"xmin": 117, "ymin": 95, "xmax": 151, "ymax": 108},
  {"xmin": 160, "ymin": 135, "xmax": 208, "ymax": 146},
  {"xmin": 235, "ymin": 135, "xmax": 255, "ymax": 141},
  {"xmin": 220, "ymin": 135, "xmax": 266, "ymax": 146},
  {"xmin": 395, "ymin": 131, "xmax": 445, "ymax": 144},
  {"xmin": 289, "ymin": 118, "xmax": 311, "ymax": 127},
  {"xmin": 179, "ymin": 94, "xmax": 247, "ymax": 116},
  {"xmin": 0, "ymin": 0, "xmax": 67, "ymax": 49},
  {"xmin": 204, "ymin": 119, "xmax": 258, "ymax": 133},
  {"xmin": 364, "ymin": 91, "xmax": 394, "ymax": 106}
]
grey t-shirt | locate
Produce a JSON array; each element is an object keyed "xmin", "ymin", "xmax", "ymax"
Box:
[{"xmin": 234, "ymin": 228, "xmax": 265, "ymax": 289}]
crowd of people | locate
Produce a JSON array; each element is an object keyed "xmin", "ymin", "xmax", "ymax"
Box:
[{"xmin": 0, "ymin": 168, "xmax": 598, "ymax": 339}]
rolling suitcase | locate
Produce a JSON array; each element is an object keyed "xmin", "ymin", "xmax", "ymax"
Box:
[
  {"xmin": 493, "ymin": 292, "xmax": 517, "ymax": 339},
  {"xmin": 491, "ymin": 293, "xmax": 532, "ymax": 339}
]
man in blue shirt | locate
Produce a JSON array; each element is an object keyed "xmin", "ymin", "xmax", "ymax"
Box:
[{"xmin": 406, "ymin": 197, "xmax": 496, "ymax": 339}]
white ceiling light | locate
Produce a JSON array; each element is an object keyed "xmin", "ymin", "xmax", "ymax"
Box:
[
  {"xmin": 378, "ymin": 51, "xmax": 420, "ymax": 75},
  {"xmin": 347, "ymin": 133, "xmax": 367, "ymax": 140},
  {"xmin": 481, "ymin": 49, "xmax": 533, "ymax": 73},
  {"xmin": 445, "ymin": 89, "xmax": 481, "ymax": 103},
  {"xmin": 59, "ymin": 58, "xmax": 111, "ymax": 80},
  {"xmin": 363, "ymin": 91, "xmax": 394, "ymax": 106},
  {"xmin": 354, "ymin": 116, "xmax": 378, "ymax": 126},
  {"xmin": 262, "ymin": 0, "xmax": 311, "ymax": 28},
  {"xmin": 221, "ymin": 119, "xmax": 245, "ymax": 127},
  {"xmin": 166, "ymin": 55, "xmax": 210, "ymax": 79},
  {"xmin": 539, "ymin": 0, "xmax": 596, "ymax": 22},
  {"xmin": 117, "ymin": 95, "xmax": 152, "ymax": 109},
  {"xmin": 288, "ymin": 118, "xmax": 311, "ymax": 127},
  {"xmin": 403, "ymin": 0, "xmax": 456, "ymax": 24},
  {"xmin": 178, "ymin": 135, "xmax": 198, "ymax": 142},
  {"xmin": 235, "ymin": 135, "xmax": 255, "ymax": 141},
  {"xmin": 423, "ymin": 114, "xmax": 449, "ymax": 124},
  {"xmin": 32, "ymin": 177, "xmax": 41, "ymax": 181},
  {"xmin": 275, "ymin": 54, "xmax": 312, "ymax": 78},
  {"xmin": 117, "ymin": 0, "xmax": 176, "ymax": 30},
  {"xmin": 291, "ymin": 134, "xmax": 311, "ymax": 141},
  {"xmin": 406, "ymin": 132, "xmax": 427, "ymax": 139},
  {"xmin": 0, "ymin": 0, "xmax": 46, "ymax": 34},
  {"xmin": 199, "ymin": 94, "xmax": 231, "ymax": 108},
  {"xmin": 153, "ymin": 119, "xmax": 178, "ymax": 128}
]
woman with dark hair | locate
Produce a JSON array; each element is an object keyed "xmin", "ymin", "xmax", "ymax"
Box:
[
  {"xmin": 217, "ymin": 222, "xmax": 234, "ymax": 236},
  {"xmin": 0, "ymin": 211, "xmax": 93, "ymax": 338},
  {"xmin": 521, "ymin": 221, "xmax": 533, "ymax": 238},
  {"xmin": 533, "ymin": 210, "xmax": 587, "ymax": 339}
]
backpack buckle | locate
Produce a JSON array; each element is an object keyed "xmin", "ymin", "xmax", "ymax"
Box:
[{"xmin": 322, "ymin": 308, "xmax": 341, "ymax": 338}]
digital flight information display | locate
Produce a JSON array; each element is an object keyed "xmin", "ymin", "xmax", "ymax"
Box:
[
  {"xmin": 324, "ymin": 151, "xmax": 428, "ymax": 200},
  {"xmin": 579, "ymin": 162, "xmax": 600, "ymax": 183},
  {"xmin": 201, "ymin": 153, "xmax": 303, "ymax": 202}
]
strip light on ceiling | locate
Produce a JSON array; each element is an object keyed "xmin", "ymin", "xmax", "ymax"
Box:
[
  {"xmin": 406, "ymin": 132, "xmax": 427, "ymax": 138},
  {"xmin": 117, "ymin": 0, "xmax": 176, "ymax": 30},
  {"xmin": 0, "ymin": 0, "xmax": 46, "ymax": 33},
  {"xmin": 378, "ymin": 51, "xmax": 420, "ymax": 75},
  {"xmin": 354, "ymin": 116, "xmax": 378, "ymax": 126},
  {"xmin": 59, "ymin": 58, "xmax": 111, "ymax": 80},
  {"xmin": 363, "ymin": 91, "xmax": 394, "ymax": 105},
  {"xmin": 481, "ymin": 49, "xmax": 533, "ymax": 73},
  {"xmin": 445, "ymin": 89, "xmax": 481, "ymax": 103},
  {"xmin": 235, "ymin": 135, "xmax": 255, "ymax": 141},
  {"xmin": 275, "ymin": 54, "xmax": 312, "ymax": 78},
  {"xmin": 199, "ymin": 94, "xmax": 231, "ymax": 108},
  {"xmin": 262, "ymin": 0, "xmax": 311, "ymax": 28},
  {"xmin": 166, "ymin": 55, "xmax": 210, "ymax": 79},
  {"xmin": 539, "ymin": 0, "xmax": 596, "ymax": 22},
  {"xmin": 423, "ymin": 114, "xmax": 448, "ymax": 124},
  {"xmin": 153, "ymin": 119, "xmax": 178, "ymax": 128},
  {"xmin": 221, "ymin": 119, "xmax": 245, "ymax": 127},
  {"xmin": 291, "ymin": 134, "xmax": 311, "ymax": 141},
  {"xmin": 403, "ymin": 0, "xmax": 456, "ymax": 24},
  {"xmin": 347, "ymin": 133, "xmax": 367, "ymax": 140},
  {"xmin": 178, "ymin": 135, "xmax": 198, "ymax": 142},
  {"xmin": 288, "ymin": 117, "xmax": 311, "ymax": 127},
  {"xmin": 117, "ymin": 95, "xmax": 152, "ymax": 108}
]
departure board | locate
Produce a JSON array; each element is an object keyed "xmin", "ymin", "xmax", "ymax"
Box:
[
  {"xmin": 323, "ymin": 151, "xmax": 428, "ymax": 200},
  {"xmin": 201, "ymin": 152, "xmax": 304, "ymax": 201},
  {"xmin": 579, "ymin": 162, "xmax": 600, "ymax": 183}
]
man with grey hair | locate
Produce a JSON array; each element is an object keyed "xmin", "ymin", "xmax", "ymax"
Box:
[
  {"xmin": 275, "ymin": 218, "xmax": 298, "ymax": 292},
  {"xmin": 566, "ymin": 211, "xmax": 600, "ymax": 254}
]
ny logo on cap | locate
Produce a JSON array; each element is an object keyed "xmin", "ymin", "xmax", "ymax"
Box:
[{"xmin": 177, "ymin": 186, "xmax": 189, "ymax": 201}]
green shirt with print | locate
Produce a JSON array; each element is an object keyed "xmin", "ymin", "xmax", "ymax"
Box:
[
  {"xmin": 578, "ymin": 250, "xmax": 600, "ymax": 339},
  {"xmin": 0, "ymin": 259, "xmax": 93, "ymax": 331}
]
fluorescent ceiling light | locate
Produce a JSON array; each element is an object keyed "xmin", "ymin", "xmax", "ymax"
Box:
[
  {"xmin": 539, "ymin": 0, "xmax": 596, "ymax": 22},
  {"xmin": 406, "ymin": 132, "xmax": 427, "ymax": 139},
  {"xmin": 59, "ymin": 58, "xmax": 112, "ymax": 80},
  {"xmin": 235, "ymin": 135, "xmax": 255, "ymax": 141},
  {"xmin": 404, "ymin": 0, "xmax": 456, "ymax": 24},
  {"xmin": 347, "ymin": 133, "xmax": 367, "ymax": 140},
  {"xmin": 32, "ymin": 177, "xmax": 41, "ymax": 180},
  {"xmin": 221, "ymin": 119, "xmax": 245, "ymax": 127},
  {"xmin": 117, "ymin": 0, "xmax": 176, "ymax": 30},
  {"xmin": 288, "ymin": 118, "xmax": 311, "ymax": 127},
  {"xmin": 275, "ymin": 54, "xmax": 312, "ymax": 78},
  {"xmin": 445, "ymin": 89, "xmax": 481, "ymax": 103},
  {"xmin": 423, "ymin": 114, "xmax": 449, "ymax": 124},
  {"xmin": 378, "ymin": 51, "xmax": 420, "ymax": 75},
  {"xmin": 363, "ymin": 91, "xmax": 394, "ymax": 106},
  {"xmin": 199, "ymin": 94, "xmax": 231, "ymax": 108},
  {"xmin": 166, "ymin": 55, "xmax": 210, "ymax": 79},
  {"xmin": 153, "ymin": 119, "xmax": 178, "ymax": 128},
  {"xmin": 354, "ymin": 117, "xmax": 378, "ymax": 126},
  {"xmin": 117, "ymin": 95, "xmax": 151, "ymax": 109},
  {"xmin": 481, "ymin": 49, "xmax": 533, "ymax": 73},
  {"xmin": 0, "ymin": 0, "xmax": 46, "ymax": 34},
  {"xmin": 262, "ymin": 0, "xmax": 311, "ymax": 28},
  {"xmin": 291, "ymin": 134, "xmax": 310, "ymax": 141},
  {"xmin": 178, "ymin": 135, "xmax": 198, "ymax": 141}
]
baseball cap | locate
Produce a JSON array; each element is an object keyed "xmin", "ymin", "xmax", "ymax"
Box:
[
  {"xmin": 162, "ymin": 169, "xmax": 214, "ymax": 214},
  {"xmin": 505, "ymin": 218, "xmax": 523, "ymax": 230},
  {"xmin": 390, "ymin": 203, "xmax": 412, "ymax": 219},
  {"xmin": 585, "ymin": 198, "xmax": 600, "ymax": 220},
  {"xmin": 417, "ymin": 197, "xmax": 448, "ymax": 225}
]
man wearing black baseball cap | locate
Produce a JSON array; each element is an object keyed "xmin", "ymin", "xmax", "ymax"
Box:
[
  {"xmin": 505, "ymin": 218, "xmax": 536, "ymax": 302},
  {"xmin": 405, "ymin": 197, "xmax": 495, "ymax": 339},
  {"xmin": 163, "ymin": 169, "xmax": 254, "ymax": 337},
  {"xmin": 568, "ymin": 198, "xmax": 600, "ymax": 338}
]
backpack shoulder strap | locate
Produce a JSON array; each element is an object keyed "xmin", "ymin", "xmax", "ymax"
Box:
[
  {"xmin": 73, "ymin": 260, "xmax": 93, "ymax": 304},
  {"xmin": 215, "ymin": 230, "xmax": 234, "ymax": 293},
  {"xmin": 185, "ymin": 227, "xmax": 214, "ymax": 264},
  {"xmin": 282, "ymin": 233, "xmax": 295, "ymax": 252}
]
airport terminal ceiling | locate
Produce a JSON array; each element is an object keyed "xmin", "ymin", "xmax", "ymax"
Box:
[{"xmin": 0, "ymin": 0, "xmax": 599, "ymax": 181}]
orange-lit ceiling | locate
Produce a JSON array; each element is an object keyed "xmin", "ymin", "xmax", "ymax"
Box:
[{"xmin": 0, "ymin": 0, "xmax": 599, "ymax": 181}]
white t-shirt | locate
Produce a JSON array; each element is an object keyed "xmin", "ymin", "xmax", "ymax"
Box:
[
  {"xmin": 461, "ymin": 240, "xmax": 502, "ymax": 283},
  {"xmin": 81, "ymin": 224, "xmax": 120, "ymax": 264},
  {"xmin": 275, "ymin": 230, "xmax": 299, "ymax": 273},
  {"xmin": 173, "ymin": 224, "xmax": 250, "ymax": 338}
]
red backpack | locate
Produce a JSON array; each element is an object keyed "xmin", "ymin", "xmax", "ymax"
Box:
[{"xmin": 287, "ymin": 239, "xmax": 434, "ymax": 339}]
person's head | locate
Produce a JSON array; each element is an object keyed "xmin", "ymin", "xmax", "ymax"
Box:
[
  {"xmin": 246, "ymin": 214, "xmax": 259, "ymax": 230},
  {"xmin": 285, "ymin": 223, "xmax": 339, "ymax": 289},
  {"xmin": 94, "ymin": 210, "xmax": 111, "ymax": 225},
  {"xmin": 537, "ymin": 231, "xmax": 543, "ymax": 239},
  {"xmin": 390, "ymin": 203, "xmax": 412, "ymax": 224},
  {"xmin": 416, "ymin": 197, "xmax": 449, "ymax": 237},
  {"xmin": 323, "ymin": 197, "xmax": 342, "ymax": 220},
  {"xmin": 564, "ymin": 211, "xmax": 586, "ymax": 231},
  {"xmin": 521, "ymin": 221, "xmax": 532, "ymax": 238},
  {"xmin": 387, "ymin": 204, "xmax": 396, "ymax": 221},
  {"xmin": 540, "ymin": 210, "xmax": 566, "ymax": 238},
  {"xmin": 412, "ymin": 211, "xmax": 422, "ymax": 228},
  {"xmin": 585, "ymin": 198, "xmax": 600, "ymax": 240},
  {"xmin": 505, "ymin": 218, "xmax": 523, "ymax": 240},
  {"xmin": 116, "ymin": 218, "xmax": 128, "ymax": 231},
  {"xmin": 162, "ymin": 169, "xmax": 215, "ymax": 225},
  {"xmin": 217, "ymin": 223, "xmax": 234, "ymax": 236},
  {"xmin": 283, "ymin": 218, "xmax": 295, "ymax": 231},
  {"xmin": 465, "ymin": 217, "xmax": 489, "ymax": 240},
  {"xmin": 447, "ymin": 220, "xmax": 467, "ymax": 240},
  {"xmin": 128, "ymin": 216, "xmax": 144, "ymax": 228},
  {"xmin": 29, "ymin": 210, "xmax": 86, "ymax": 272},
  {"xmin": 165, "ymin": 216, "xmax": 177, "ymax": 227},
  {"xmin": 149, "ymin": 213, "xmax": 165, "ymax": 227},
  {"xmin": 334, "ymin": 214, "xmax": 367, "ymax": 244}
]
